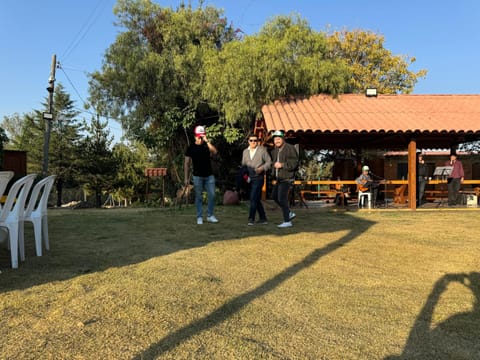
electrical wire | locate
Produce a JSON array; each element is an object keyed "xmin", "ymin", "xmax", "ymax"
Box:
[
  {"xmin": 60, "ymin": 0, "xmax": 109, "ymax": 62},
  {"xmin": 57, "ymin": 64, "xmax": 90, "ymax": 111},
  {"xmin": 57, "ymin": 63, "xmax": 124, "ymax": 140}
]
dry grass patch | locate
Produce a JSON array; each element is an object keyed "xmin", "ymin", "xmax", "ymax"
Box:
[{"xmin": 0, "ymin": 206, "xmax": 479, "ymax": 359}]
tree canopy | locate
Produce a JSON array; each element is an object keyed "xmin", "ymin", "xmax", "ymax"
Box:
[
  {"xmin": 203, "ymin": 15, "xmax": 350, "ymax": 139},
  {"xmin": 326, "ymin": 29, "xmax": 427, "ymax": 94}
]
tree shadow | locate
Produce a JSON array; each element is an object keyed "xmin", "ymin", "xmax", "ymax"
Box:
[
  {"xmin": 131, "ymin": 213, "xmax": 374, "ymax": 359},
  {"xmin": 385, "ymin": 272, "xmax": 480, "ymax": 359}
]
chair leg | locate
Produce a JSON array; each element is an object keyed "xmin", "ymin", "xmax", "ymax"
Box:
[
  {"xmin": 9, "ymin": 225, "xmax": 19, "ymax": 269},
  {"xmin": 33, "ymin": 219, "xmax": 43, "ymax": 256},
  {"xmin": 42, "ymin": 216, "xmax": 50, "ymax": 251},
  {"xmin": 18, "ymin": 221, "xmax": 25, "ymax": 261}
]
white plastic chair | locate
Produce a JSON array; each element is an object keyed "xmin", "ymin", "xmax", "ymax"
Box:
[
  {"xmin": 19, "ymin": 175, "xmax": 56, "ymax": 258},
  {"xmin": 358, "ymin": 190, "xmax": 372, "ymax": 209},
  {"xmin": 0, "ymin": 174, "xmax": 36, "ymax": 268}
]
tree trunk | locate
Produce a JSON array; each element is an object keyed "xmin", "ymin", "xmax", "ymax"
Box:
[
  {"xmin": 56, "ymin": 178, "xmax": 63, "ymax": 207},
  {"xmin": 95, "ymin": 190, "xmax": 102, "ymax": 208}
]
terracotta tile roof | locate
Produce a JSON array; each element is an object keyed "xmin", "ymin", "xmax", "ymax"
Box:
[{"xmin": 262, "ymin": 94, "xmax": 480, "ymax": 134}]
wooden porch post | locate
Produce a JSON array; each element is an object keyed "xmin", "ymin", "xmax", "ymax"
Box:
[{"xmin": 408, "ymin": 140, "xmax": 417, "ymax": 210}]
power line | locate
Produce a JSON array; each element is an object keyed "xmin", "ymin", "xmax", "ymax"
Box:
[
  {"xmin": 61, "ymin": 0, "xmax": 109, "ymax": 61},
  {"xmin": 57, "ymin": 63, "xmax": 124, "ymax": 140},
  {"xmin": 57, "ymin": 63, "xmax": 90, "ymax": 110}
]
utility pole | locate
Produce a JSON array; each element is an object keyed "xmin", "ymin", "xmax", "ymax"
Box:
[{"xmin": 42, "ymin": 54, "xmax": 56, "ymax": 175}]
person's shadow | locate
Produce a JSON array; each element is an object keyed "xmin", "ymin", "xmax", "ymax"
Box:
[{"xmin": 385, "ymin": 272, "xmax": 480, "ymax": 359}]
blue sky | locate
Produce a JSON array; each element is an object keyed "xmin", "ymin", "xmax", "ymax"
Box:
[{"xmin": 1, "ymin": 0, "xmax": 480, "ymax": 141}]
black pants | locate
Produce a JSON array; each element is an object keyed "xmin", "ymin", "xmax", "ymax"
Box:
[
  {"xmin": 447, "ymin": 177, "xmax": 461, "ymax": 205},
  {"xmin": 418, "ymin": 177, "xmax": 426, "ymax": 205},
  {"xmin": 365, "ymin": 185, "xmax": 378, "ymax": 206},
  {"xmin": 272, "ymin": 180, "xmax": 293, "ymax": 222}
]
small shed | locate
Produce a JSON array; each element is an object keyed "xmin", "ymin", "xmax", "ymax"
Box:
[{"xmin": 1, "ymin": 150, "xmax": 27, "ymax": 177}]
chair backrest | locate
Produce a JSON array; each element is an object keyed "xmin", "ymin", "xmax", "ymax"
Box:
[
  {"xmin": 24, "ymin": 175, "xmax": 57, "ymax": 218},
  {"xmin": 0, "ymin": 174, "xmax": 37, "ymax": 222},
  {"xmin": 0, "ymin": 171, "xmax": 14, "ymax": 197}
]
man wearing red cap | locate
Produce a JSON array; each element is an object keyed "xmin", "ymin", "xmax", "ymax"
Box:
[{"xmin": 184, "ymin": 126, "xmax": 219, "ymax": 224}]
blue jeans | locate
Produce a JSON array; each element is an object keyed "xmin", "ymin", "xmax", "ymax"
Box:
[
  {"xmin": 248, "ymin": 176, "xmax": 267, "ymax": 221},
  {"xmin": 272, "ymin": 180, "xmax": 293, "ymax": 222},
  {"xmin": 193, "ymin": 175, "xmax": 216, "ymax": 218}
]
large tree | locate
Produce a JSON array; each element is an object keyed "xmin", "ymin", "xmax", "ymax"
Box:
[
  {"xmin": 88, "ymin": 0, "xmax": 239, "ymax": 183},
  {"xmin": 1, "ymin": 113, "xmax": 23, "ymax": 149},
  {"xmin": 74, "ymin": 117, "xmax": 117, "ymax": 207},
  {"xmin": 48, "ymin": 84, "xmax": 83, "ymax": 205},
  {"xmin": 3, "ymin": 111, "xmax": 44, "ymax": 174},
  {"xmin": 1, "ymin": 85, "xmax": 83, "ymax": 204},
  {"xmin": 326, "ymin": 29, "xmax": 427, "ymax": 94},
  {"xmin": 203, "ymin": 15, "xmax": 350, "ymax": 140},
  {"xmin": 111, "ymin": 141, "xmax": 151, "ymax": 204}
]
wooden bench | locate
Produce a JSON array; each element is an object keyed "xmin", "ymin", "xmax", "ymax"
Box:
[
  {"xmin": 380, "ymin": 184, "xmax": 408, "ymax": 204},
  {"xmin": 300, "ymin": 190, "xmax": 342, "ymax": 202},
  {"xmin": 424, "ymin": 190, "xmax": 448, "ymax": 201},
  {"xmin": 393, "ymin": 184, "xmax": 407, "ymax": 204}
]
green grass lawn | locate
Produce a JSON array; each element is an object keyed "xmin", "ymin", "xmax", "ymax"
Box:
[{"xmin": 1, "ymin": 205, "xmax": 479, "ymax": 359}]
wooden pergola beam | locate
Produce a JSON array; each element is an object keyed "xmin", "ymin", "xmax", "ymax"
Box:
[{"xmin": 408, "ymin": 140, "xmax": 417, "ymax": 210}]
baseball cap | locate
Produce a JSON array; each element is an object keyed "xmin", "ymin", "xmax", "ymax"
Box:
[
  {"xmin": 362, "ymin": 165, "xmax": 370, "ymax": 171},
  {"xmin": 271, "ymin": 130, "xmax": 284, "ymax": 138},
  {"xmin": 194, "ymin": 126, "xmax": 206, "ymax": 137}
]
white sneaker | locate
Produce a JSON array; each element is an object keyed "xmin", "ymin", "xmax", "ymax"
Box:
[
  {"xmin": 207, "ymin": 215, "xmax": 219, "ymax": 223},
  {"xmin": 277, "ymin": 221, "xmax": 292, "ymax": 228},
  {"xmin": 197, "ymin": 217, "xmax": 203, "ymax": 225},
  {"xmin": 289, "ymin": 211, "xmax": 296, "ymax": 220}
]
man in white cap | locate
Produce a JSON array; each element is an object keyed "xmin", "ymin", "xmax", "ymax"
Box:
[
  {"xmin": 356, "ymin": 165, "xmax": 378, "ymax": 207},
  {"xmin": 271, "ymin": 130, "xmax": 299, "ymax": 228},
  {"xmin": 184, "ymin": 125, "xmax": 219, "ymax": 224}
]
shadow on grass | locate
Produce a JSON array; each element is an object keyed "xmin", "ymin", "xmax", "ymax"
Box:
[
  {"xmin": 1, "ymin": 207, "xmax": 238, "ymax": 290},
  {"xmin": 385, "ymin": 272, "xmax": 480, "ymax": 359},
  {"xmin": 0, "ymin": 207, "xmax": 350, "ymax": 280},
  {"xmin": 131, "ymin": 208, "xmax": 375, "ymax": 359}
]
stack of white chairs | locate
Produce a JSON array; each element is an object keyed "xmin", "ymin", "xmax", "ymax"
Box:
[
  {"xmin": 0, "ymin": 174, "xmax": 36, "ymax": 268},
  {"xmin": 19, "ymin": 175, "xmax": 57, "ymax": 259}
]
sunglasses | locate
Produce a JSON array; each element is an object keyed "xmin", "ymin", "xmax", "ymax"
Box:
[{"xmin": 248, "ymin": 139, "xmax": 258, "ymax": 142}]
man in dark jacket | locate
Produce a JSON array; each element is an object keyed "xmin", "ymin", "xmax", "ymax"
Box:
[
  {"xmin": 271, "ymin": 130, "xmax": 299, "ymax": 228},
  {"xmin": 417, "ymin": 154, "xmax": 429, "ymax": 206}
]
